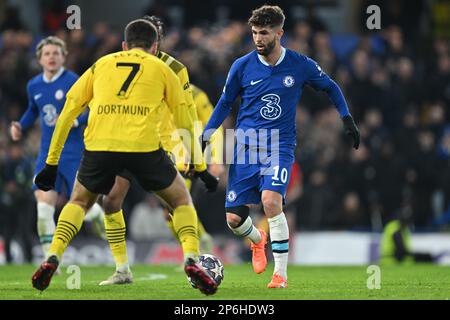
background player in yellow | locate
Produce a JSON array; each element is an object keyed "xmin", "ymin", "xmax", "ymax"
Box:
[
  {"xmin": 98, "ymin": 15, "xmax": 222, "ymax": 285},
  {"xmin": 31, "ymin": 19, "xmax": 218, "ymax": 295}
]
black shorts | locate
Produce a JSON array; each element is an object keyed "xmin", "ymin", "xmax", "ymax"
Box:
[
  {"xmin": 117, "ymin": 150, "xmax": 175, "ymax": 182},
  {"xmin": 77, "ymin": 149, "xmax": 177, "ymax": 195}
]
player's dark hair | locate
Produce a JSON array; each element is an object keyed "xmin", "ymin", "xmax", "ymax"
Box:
[
  {"xmin": 124, "ymin": 19, "xmax": 157, "ymax": 49},
  {"xmin": 248, "ymin": 5, "xmax": 285, "ymax": 29},
  {"xmin": 142, "ymin": 15, "xmax": 166, "ymax": 42}
]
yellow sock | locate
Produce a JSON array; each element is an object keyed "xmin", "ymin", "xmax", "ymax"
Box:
[
  {"xmin": 172, "ymin": 205, "xmax": 199, "ymax": 258},
  {"xmin": 167, "ymin": 211, "xmax": 207, "ymax": 241},
  {"xmin": 104, "ymin": 210, "xmax": 129, "ymax": 272},
  {"xmin": 166, "ymin": 212, "xmax": 179, "ymax": 242},
  {"xmin": 49, "ymin": 203, "xmax": 84, "ymax": 259}
]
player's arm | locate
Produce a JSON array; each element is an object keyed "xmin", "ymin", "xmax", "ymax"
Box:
[
  {"xmin": 304, "ymin": 57, "xmax": 360, "ymax": 149},
  {"xmin": 165, "ymin": 67, "xmax": 219, "ymax": 191},
  {"xmin": 196, "ymin": 90, "xmax": 224, "ymax": 166},
  {"xmin": 10, "ymin": 82, "xmax": 39, "ymax": 141},
  {"xmin": 176, "ymin": 67, "xmax": 207, "ymax": 172},
  {"xmin": 202, "ymin": 60, "xmax": 241, "ymax": 146},
  {"xmin": 46, "ymin": 66, "xmax": 94, "ymax": 165}
]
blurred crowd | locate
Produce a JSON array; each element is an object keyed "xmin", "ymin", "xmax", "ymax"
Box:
[{"xmin": 0, "ymin": 1, "xmax": 450, "ymax": 243}]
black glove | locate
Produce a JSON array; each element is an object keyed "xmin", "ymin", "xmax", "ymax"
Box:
[
  {"xmin": 195, "ymin": 170, "xmax": 219, "ymax": 192},
  {"xmin": 342, "ymin": 115, "xmax": 360, "ymax": 149},
  {"xmin": 34, "ymin": 164, "xmax": 58, "ymax": 191},
  {"xmin": 199, "ymin": 135, "xmax": 209, "ymax": 153}
]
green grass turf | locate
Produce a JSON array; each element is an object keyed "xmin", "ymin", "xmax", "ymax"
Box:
[{"xmin": 0, "ymin": 263, "xmax": 449, "ymax": 300}]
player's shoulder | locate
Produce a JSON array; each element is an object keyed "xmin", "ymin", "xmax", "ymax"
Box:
[
  {"xmin": 191, "ymin": 84, "xmax": 206, "ymax": 99},
  {"xmin": 158, "ymin": 51, "xmax": 186, "ymax": 75},
  {"xmin": 62, "ymin": 69, "xmax": 79, "ymax": 81},
  {"xmin": 232, "ymin": 51, "xmax": 256, "ymax": 68},
  {"xmin": 27, "ymin": 73, "xmax": 44, "ymax": 89},
  {"xmin": 285, "ymin": 49, "xmax": 310, "ymax": 64}
]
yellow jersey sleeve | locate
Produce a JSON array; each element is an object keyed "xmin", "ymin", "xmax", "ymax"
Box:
[
  {"xmin": 164, "ymin": 67, "xmax": 206, "ymax": 172},
  {"xmin": 46, "ymin": 67, "xmax": 93, "ymax": 165},
  {"xmin": 194, "ymin": 87, "xmax": 224, "ymax": 165}
]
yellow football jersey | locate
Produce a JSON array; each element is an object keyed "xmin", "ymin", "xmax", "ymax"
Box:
[
  {"xmin": 191, "ymin": 84, "xmax": 224, "ymax": 165},
  {"xmin": 46, "ymin": 48, "xmax": 203, "ymax": 170},
  {"xmin": 156, "ymin": 51, "xmax": 204, "ymax": 170}
]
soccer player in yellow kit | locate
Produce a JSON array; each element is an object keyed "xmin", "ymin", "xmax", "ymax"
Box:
[
  {"xmin": 98, "ymin": 16, "xmax": 223, "ymax": 286},
  {"xmin": 31, "ymin": 19, "xmax": 218, "ymax": 295}
]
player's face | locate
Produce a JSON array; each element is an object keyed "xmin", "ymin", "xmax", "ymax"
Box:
[
  {"xmin": 252, "ymin": 26, "xmax": 280, "ymax": 56},
  {"xmin": 39, "ymin": 44, "xmax": 65, "ymax": 73}
]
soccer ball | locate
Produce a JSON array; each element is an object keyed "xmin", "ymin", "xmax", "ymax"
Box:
[{"xmin": 188, "ymin": 254, "xmax": 224, "ymax": 287}]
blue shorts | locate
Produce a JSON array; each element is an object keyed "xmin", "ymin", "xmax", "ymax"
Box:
[
  {"xmin": 33, "ymin": 152, "xmax": 81, "ymax": 197},
  {"xmin": 225, "ymin": 145, "xmax": 294, "ymax": 208}
]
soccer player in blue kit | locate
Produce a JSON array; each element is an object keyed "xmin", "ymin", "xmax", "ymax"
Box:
[
  {"xmin": 10, "ymin": 36, "xmax": 105, "ymax": 258},
  {"xmin": 201, "ymin": 6, "xmax": 360, "ymax": 288}
]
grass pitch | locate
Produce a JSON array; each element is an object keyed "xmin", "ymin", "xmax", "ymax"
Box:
[{"xmin": 0, "ymin": 263, "xmax": 449, "ymax": 300}]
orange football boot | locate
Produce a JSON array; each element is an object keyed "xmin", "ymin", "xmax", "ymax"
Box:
[
  {"xmin": 250, "ymin": 229, "xmax": 267, "ymax": 274},
  {"xmin": 267, "ymin": 273, "xmax": 288, "ymax": 288}
]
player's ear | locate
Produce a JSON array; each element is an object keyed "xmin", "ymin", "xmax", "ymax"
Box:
[
  {"xmin": 149, "ymin": 41, "xmax": 158, "ymax": 55},
  {"xmin": 122, "ymin": 41, "xmax": 128, "ymax": 51},
  {"xmin": 277, "ymin": 28, "xmax": 284, "ymax": 40}
]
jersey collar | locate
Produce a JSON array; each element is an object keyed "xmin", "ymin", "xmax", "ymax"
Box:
[
  {"xmin": 43, "ymin": 67, "xmax": 65, "ymax": 83},
  {"xmin": 257, "ymin": 46, "xmax": 286, "ymax": 67}
]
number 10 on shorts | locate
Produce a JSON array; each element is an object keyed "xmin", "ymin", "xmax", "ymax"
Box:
[{"xmin": 272, "ymin": 165, "xmax": 288, "ymax": 185}]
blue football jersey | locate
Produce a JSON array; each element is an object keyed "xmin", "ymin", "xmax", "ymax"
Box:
[
  {"xmin": 20, "ymin": 68, "xmax": 86, "ymax": 160},
  {"xmin": 204, "ymin": 48, "xmax": 350, "ymax": 160}
]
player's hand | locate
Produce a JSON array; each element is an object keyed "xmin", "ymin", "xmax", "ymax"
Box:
[
  {"xmin": 209, "ymin": 163, "xmax": 225, "ymax": 177},
  {"xmin": 34, "ymin": 164, "xmax": 58, "ymax": 191},
  {"xmin": 10, "ymin": 121, "xmax": 22, "ymax": 141},
  {"xmin": 195, "ymin": 170, "xmax": 219, "ymax": 192},
  {"xmin": 342, "ymin": 115, "xmax": 360, "ymax": 149}
]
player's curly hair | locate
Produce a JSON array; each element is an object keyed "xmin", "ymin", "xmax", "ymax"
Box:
[
  {"xmin": 248, "ymin": 5, "xmax": 285, "ymax": 29},
  {"xmin": 142, "ymin": 15, "xmax": 166, "ymax": 42},
  {"xmin": 36, "ymin": 36, "xmax": 68, "ymax": 60}
]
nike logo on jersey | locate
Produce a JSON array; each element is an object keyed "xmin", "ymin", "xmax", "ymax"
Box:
[
  {"xmin": 34, "ymin": 93, "xmax": 43, "ymax": 100},
  {"xmin": 250, "ymin": 79, "xmax": 263, "ymax": 85}
]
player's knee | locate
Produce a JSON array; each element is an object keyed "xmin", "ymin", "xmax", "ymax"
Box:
[
  {"xmin": 261, "ymin": 196, "xmax": 282, "ymax": 216},
  {"xmin": 170, "ymin": 191, "xmax": 193, "ymax": 209},
  {"xmin": 102, "ymin": 194, "xmax": 124, "ymax": 214},
  {"xmin": 226, "ymin": 206, "xmax": 249, "ymax": 228}
]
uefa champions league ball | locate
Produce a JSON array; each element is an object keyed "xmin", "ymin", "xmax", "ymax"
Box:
[{"xmin": 188, "ymin": 254, "xmax": 224, "ymax": 288}]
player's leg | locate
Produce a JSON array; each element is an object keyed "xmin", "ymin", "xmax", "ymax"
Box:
[
  {"xmin": 130, "ymin": 149, "xmax": 216, "ymax": 294},
  {"xmin": 261, "ymin": 190, "xmax": 288, "ymax": 288},
  {"xmin": 260, "ymin": 162, "xmax": 293, "ymax": 288},
  {"xmin": 32, "ymin": 180, "xmax": 99, "ymax": 291},
  {"xmin": 32, "ymin": 150, "xmax": 118, "ymax": 291},
  {"xmin": 164, "ymin": 177, "xmax": 214, "ymax": 254},
  {"xmin": 61, "ymin": 161, "xmax": 105, "ymax": 239},
  {"xmin": 34, "ymin": 189, "xmax": 58, "ymax": 257},
  {"xmin": 225, "ymin": 162, "xmax": 268, "ymax": 273},
  {"xmin": 155, "ymin": 173, "xmax": 198, "ymax": 259},
  {"xmin": 33, "ymin": 155, "xmax": 59, "ymax": 257},
  {"xmin": 99, "ymin": 175, "xmax": 133, "ymax": 285}
]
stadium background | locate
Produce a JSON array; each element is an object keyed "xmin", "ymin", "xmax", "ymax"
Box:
[{"xmin": 0, "ymin": 0, "xmax": 449, "ymax": 267}]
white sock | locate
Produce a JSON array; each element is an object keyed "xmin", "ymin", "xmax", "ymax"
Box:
[
  {"xmin": 116, "ymin": 263, "xmax": 131, "ymax": 273},
  {"xmin": 268, "ymin": 212, "xmax": 289, "ymax": 279},
  {"xmin": 228, "ymin": 216, "xmax": 261, "ymax": 244},
  {"xmin": 37, "ymin": 202, "xmax": 56, "ymax": 256},
  {"xmin": 84, "ymin": 203, "xmax": 104, "ymax": 222}
]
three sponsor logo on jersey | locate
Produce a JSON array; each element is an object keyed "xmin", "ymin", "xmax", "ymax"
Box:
[{"xmin": 252, "ymin": 75, "xmax": 295, "ymax": 121}]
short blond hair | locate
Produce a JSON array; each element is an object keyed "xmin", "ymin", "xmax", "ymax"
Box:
[{"xmin": 36, "ymin": 36, "xmax": 68, "ymax": 60}]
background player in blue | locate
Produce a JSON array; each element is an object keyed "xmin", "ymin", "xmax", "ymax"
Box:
[
  {"xmin": 9, "ymin": 36, "xmax": 105, "ymax": 259},
  {"xmin": 201, "ymin": 6, "xmax": 360, "ymax": 288}
]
